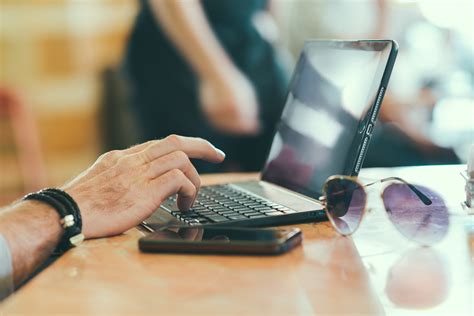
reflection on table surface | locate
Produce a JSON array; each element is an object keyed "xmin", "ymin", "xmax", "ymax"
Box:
[
  {"xmin": 385, "ymin": 247, "xmax": 449, "ymax": 309},
  {"xmin": 354, "ymin": 165, "xmax": 472, "ymax": 316},
  {"xmin": 352, "ymin": 209, "xmax": 471, "ymax": 316}
]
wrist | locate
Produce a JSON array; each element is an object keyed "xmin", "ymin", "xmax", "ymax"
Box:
[
  {"xmin": 22, "ymin": 188, "xmax": 84, "ymax": 252},
  {"xmin": 197, "ymin": 59, "xmax": 239, "ymax": 84},
  {"xmin": 0, "ymin": 200, "xmax": 63, "ymax": 286},
  {"xmin": 62, "ymin": 186, "xmax": 92, "ymax": 239},
  {"xmin": 1, "ymin": 200, "xmax": 63, "ymax": 240}
]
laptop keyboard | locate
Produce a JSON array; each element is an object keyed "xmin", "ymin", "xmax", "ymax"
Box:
[{"xmin": 164, "ymin": 184, "xmax": 296, "ymax": 225}]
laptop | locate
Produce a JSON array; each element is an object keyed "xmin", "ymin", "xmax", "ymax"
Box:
[{"xmin": 143, "ymin": 40, "xmax": 398, "ymax": 230}]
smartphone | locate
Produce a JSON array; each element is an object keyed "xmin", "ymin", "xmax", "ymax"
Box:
[{"xmin": 139, "ymin": 226, "xmax": 302, "ymax": 255}]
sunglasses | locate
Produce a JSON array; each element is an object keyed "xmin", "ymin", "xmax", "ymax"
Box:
[{"xmin": 320, "ymin": 176, "xmax": 449, "ymax": 246}]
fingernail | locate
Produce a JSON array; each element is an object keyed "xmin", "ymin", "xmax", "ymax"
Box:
[
  {"xmin": 209, "ymin": 142, "xmax": 226, "ymax": 158},
  {"xmin": 216, "ymin": 148, "xmax": 226, "ymax": 158}
]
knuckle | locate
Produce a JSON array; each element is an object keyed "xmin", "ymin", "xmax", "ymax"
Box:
[
  {"xmin": 174, "ymin": 150, "xmax": 188, "ymax": 161},
  {"xmin": 103, "ymin": 150, "xmax": 121, "ymax": 161},
  {"xmin": 140, "ymin": 149, "xmax": 154, "ymax": 164},
  {"xmin": 165, "ymin": 134, "xmax": 182, "ymax": 148},
  {"xmin": 117, "ymin": 155, "xmax": 133, "ymax": 167},
  {"xmin": 169, "ymin": 168, "xmax": 185, "ymax": 180},
  {"xmin": 172, "ymin": 150, "xmax": 189, "ymax": 163},
  {"xmin": 98, "ymin": 150, "xmax": 122, "ymax": 167}
]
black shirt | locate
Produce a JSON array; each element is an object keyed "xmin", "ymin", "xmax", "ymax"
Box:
[{"xmin": 125, "ymin": 0, "xmax": 274, "ymax": 89}]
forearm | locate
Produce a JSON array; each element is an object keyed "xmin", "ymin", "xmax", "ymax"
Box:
[
  {"xmin": 150, "ymin": 0, "xmax": 235, "ymax": 80},
  {"xmin": 0, "ymin": 200, "xmax": 62, "ymax": 286}
]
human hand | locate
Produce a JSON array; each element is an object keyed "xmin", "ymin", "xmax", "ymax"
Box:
[
  {"xmin": 198, "ymin": 69, "xmax": 260, "ymax": 135},
  {"xmin": 61, "ymin": 135, "xmax": 225, "ymax": 239}
]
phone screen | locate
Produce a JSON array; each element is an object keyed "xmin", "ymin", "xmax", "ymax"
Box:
[
  {"xmin": 139, "ymin": 227, "xmax": 302, "ymax": 255},
  {"xmin": 144, "ymin": 227, "xmax": 297, "ymax": 244}
]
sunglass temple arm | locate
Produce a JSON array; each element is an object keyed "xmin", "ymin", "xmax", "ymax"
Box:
[{"xmin": 377, "ymin": 177, "xmax": 432, "ymax": 205}]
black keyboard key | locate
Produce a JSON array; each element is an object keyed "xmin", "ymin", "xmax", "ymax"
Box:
[
  {"xmin": 243, "ymin": 203, "xmax": 261, "ymax": 207},
  {"xmin": 219, "ymin": 200, "xmax": 234, "ymax": 205},
  {"xmin": 196, "ymin": 212, "xmax": 215, "ymax": 217},
  {"xmin": 239, "ymin": 199, "xmax": 254, "ymax": 204},
  {"xmin": 206, "ymin": 203, "xmax": 221, "ymax": 208},
  {"xmin": 224, "ymin": 202, "xmax": 242, "ymax": 206},
  {"xmin": 261, "ymin": 209, "xmax": 280, "ymax": 214},
  {"xmin": 239, "ymin": 209, "xmax": 257, "ymax": 214},
  {"xmin": 247, "ymin": 214, "xmax": 266, "ymax": 219},
  {"xmin": 233, "ymin": 207, "xmax": 250, "ymax": 212},
  {"xmin": 207, "ymin": 216, "xmax": 230, "ymax": 223},
  {"xmin": 195, "ymin": 208, "xmax": 212, "ymax": 213},
  {"xmin": 244, "ymin": 212, "xmax": 261, "ymax": 217},
  {"xmin": 228, "ymin": 205, "xmax": 245, "ymax": 210},
  {"xmin": 187, "ymin": 219, "xmax": 201, "ymax": 224},
  {"xmin": 266, "ymin": 211, "xmax": 284, "ymax": 216},
  {"xmin": 229, "ymin": 215, "xmax": 247, "ymax": 220},
  {"xmin": 185, "ymin": 210, "xmax": 199, "ymax": 214},
  {"xmin": 211, "ymin": 207, "xmax": 229, "ymax": 212},
  {"xmin": 217, "ymin": 210, "xmax": 235, "ymax": 216}
]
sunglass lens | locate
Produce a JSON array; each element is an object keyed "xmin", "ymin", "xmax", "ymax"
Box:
[
  {"xmin": 382, "ymin": 183, "xmax": 449, "ymax": 245},
  {"xmin": 324, "ymin": 178, "xmax": 367, "ymax": 235}
]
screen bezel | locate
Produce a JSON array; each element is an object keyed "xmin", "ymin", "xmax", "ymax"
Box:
[{"xmin": 260, "ymin": 40, "xmax": 398, "ymax": 200}]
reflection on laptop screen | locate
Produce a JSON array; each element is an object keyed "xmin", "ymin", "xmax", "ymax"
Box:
[{"xmin": 262, "ymin": 40, "xmax": 392, "ymax": 198}]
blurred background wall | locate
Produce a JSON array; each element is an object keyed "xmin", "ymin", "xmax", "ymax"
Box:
[
  {"xmin": 0, "ymin": 0, "xmax": 137, "ymax": 203},
  {"xmin": 1, "ymin": 0, "xmax": 472, "ymax": 204}
]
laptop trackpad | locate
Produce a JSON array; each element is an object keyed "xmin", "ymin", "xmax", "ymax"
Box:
[{"xmin": 232, "ymin": 181, "xmax": 323, "ymax": 212}]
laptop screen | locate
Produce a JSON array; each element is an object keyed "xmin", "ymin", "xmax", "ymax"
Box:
[{"xmin": 261, "ymin": 40, "xmax": 395, "ymax": 199}]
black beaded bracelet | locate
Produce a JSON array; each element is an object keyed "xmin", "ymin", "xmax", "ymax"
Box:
[
  {"xmin": 40, "ymin": 189, "xmax": 84, "ymax": 251},
  {"xmin": 42, "ymin": 188, "xmax": 82, "ymax": 230},
  {"xmin": 23, "ymin": 189, "xmax": 84, "ymax": 252}
]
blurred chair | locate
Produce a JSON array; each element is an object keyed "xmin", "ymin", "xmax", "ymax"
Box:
[
  {"xmin": 0, "ymin": 88, "xmax": 47, "ymax": 194},
  {"xmin": 99, "ymin": 67, "xmax": 140, "ymax": 153}
]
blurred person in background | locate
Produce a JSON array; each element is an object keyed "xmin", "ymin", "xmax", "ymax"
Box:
[
  {"xmin": 276, "ymin": 0, "xmax": 465, "ymax": 166},
  {"xmin": 124, "ymin": 0, "xmax": 288, "ymax": 173}
]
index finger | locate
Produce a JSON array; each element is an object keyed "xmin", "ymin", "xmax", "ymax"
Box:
[{"xmin": 141, "ymin": 135, "xmax": 225, "ymax": 164}]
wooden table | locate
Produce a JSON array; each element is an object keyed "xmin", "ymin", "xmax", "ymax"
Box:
[{"xmin": 1, "ymin": 166, "xmax": 472, "ymax": 315}]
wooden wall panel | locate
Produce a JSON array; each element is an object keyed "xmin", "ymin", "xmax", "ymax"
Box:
[{"xmin": 0, "ymin": 0, "xmax": 138, "ymax": 202}]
